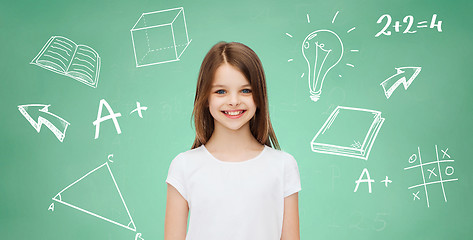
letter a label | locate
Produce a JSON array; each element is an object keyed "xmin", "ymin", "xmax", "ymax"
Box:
[
  {"xmin": 93, "ymin": 99, "xmax": 122, "ymax": 139},
  {"xmin": 354, "ymin": 168, "xmax": 375, "ymax": 193}
]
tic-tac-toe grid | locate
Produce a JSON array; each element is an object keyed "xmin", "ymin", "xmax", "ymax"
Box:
[{"xmin": 404, "ymin": 145, "xmax": 458, "ymax": 207}]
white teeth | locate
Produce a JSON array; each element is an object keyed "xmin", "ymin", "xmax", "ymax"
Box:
[{"xmin": 224, "ymin": 111, "xmax": 244, "ymax": 116}]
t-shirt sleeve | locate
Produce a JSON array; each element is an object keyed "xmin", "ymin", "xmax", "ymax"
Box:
[
  {"xmin": 284, "ymin": 154, "xmax": 302, "ymax": 198},
  {"xmin": 165, "ymin": 154, "xmax": 188, "ymax": 201}
]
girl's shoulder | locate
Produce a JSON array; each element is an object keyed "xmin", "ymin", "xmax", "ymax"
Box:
[
  {"xmin": 265, "ymin": 147, "xmax": 300, "ymax": 174},
  {"xmin": 264, "ymin": 146, "xmax": 297, "ymax": 162},
  {"xmin": 168, "ymin": 146, "xmax": 207, "ymax": 172},
  {"xmin": 173, "ymin": 145, "xmax": 206, "ymax": 161},
  {"xmin": 265, "ymin": 146, "xmax": 294, "ymax": 158}
]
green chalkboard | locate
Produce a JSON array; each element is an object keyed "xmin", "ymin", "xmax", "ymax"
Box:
[{"xmin": 1, "ymin": 0, "xmax": 472, "ymax": 239}]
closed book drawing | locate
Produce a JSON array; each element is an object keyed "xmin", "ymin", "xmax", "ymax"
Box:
[
  {"xmin": 31, "ymin": 36, "xmax": 100, "ymax": 88},
  {"xmin": 311, "ymin": 106, "xmax": 385, "ymax": 160}
]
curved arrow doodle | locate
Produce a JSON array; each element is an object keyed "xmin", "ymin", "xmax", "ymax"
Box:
[
  {"xmin": 380, "ymin": 67, "xmax": 421, "ymax": 99},
  {"xmin": 18, "ymin": 104, "xmax": 70, "ymax": 142}
]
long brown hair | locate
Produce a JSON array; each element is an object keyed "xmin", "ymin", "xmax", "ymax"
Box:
[{"xmin": 191, "ymin": 42, "xmax": 279, "ymax": 150}]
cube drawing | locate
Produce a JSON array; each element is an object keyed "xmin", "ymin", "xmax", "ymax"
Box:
[{"xmin": 131, "ymin": 7, "xmax": 191, "ymax": 67}]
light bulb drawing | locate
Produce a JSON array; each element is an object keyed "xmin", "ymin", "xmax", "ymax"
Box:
[
  {"xmin": 302, "ymin": 30, "xmax": 343, "ymax": 102},
  {"xmin": 285, "ymin": 11, "xmax": 358, "ymax": 102}
]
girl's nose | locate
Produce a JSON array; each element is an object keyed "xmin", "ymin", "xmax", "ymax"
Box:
[{"xmin": 228, "ymin": 93, "xmax": 240, "ymax": 106}]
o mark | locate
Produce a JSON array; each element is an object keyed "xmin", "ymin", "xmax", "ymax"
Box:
[
  {"xmin": 445, "ymin": 166, "xmax": 454, "ymax": 176},
  {"xmin": 409, "ymin": 154, "xmax": 417, "ymax": 164}
]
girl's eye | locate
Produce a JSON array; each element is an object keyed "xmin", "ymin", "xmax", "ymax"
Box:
[
  {"xmin": 215, "ymin": 89, "xmax": 226, "ymax": 94},
  {"xmin": 241, "ymin": 89, "xmax": 252, "ymax": 94}
]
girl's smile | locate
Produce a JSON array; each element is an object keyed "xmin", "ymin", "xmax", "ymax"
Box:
[{"xmin": 222, "ymin": 110, "xmax": 246, "ymax": 118}]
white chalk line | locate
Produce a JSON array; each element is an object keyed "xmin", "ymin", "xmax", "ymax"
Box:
[
  {"xmin": 140, "ymin": 43, "xmax": 189, "ymax": 62},
  {"xmin": 72, "ymin": 68, "xmax": 93, "ymax": 79},
  {"xmin": 74, "ymin": 57, "xmax": 95, "ymax": 68},
  {"xmin": 143, "ymin": 16, "xmax": 151, "ymax": 52},
  {"xmin": 407, "ymin": 178, "xmax": 459, "ymax": 190},
  {"xmin": 52, "ymin": 42, "xmax": 73, "ymax": 54},
  {"xmin": 332, "ymin": 11, "xmax": 339, "ymax": 24},
  {"xmin": 80, "ymin": 48, "xmax": 97, "ymax": 58},
  {"xmin": 43, "ymin": 54, "xmax": 67, "ymax": 68},
  {"xmin": 435, "ymin": 145, "xmax": 448, "ymax": 202},
  {"xmin": 47, "ymin": 50, "xmax": 69, "ymax": 62},
  {"xmin": 404, "ymin": 159, "xmax": 455, "ymax": 170},
  {"xmin": 72, "ymin": 63, "xmax": 94, "ymax": 73},
  {"xmin": 51, "ymin": 45, "xmax": 71, "ymax": 56},
  {"xmin": 76, "ymin": 52, "xmax": 96, "ymax": 62},
  {"xmin": 56, "ymin": 39, "xmax": 74, "ymax": 49},
  {"xmin": 417, "ymin": 147, "xmax": 430, "ymax": 207}
]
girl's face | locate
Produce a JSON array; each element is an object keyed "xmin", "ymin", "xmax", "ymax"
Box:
[{"xmin": 208, "ymin": 63, "xmax": 257, "ymax": 133}]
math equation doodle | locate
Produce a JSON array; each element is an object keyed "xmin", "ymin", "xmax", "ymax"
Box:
[
  {"xmin": 404, "ymin": 145, "xmax": 458, "ymax": 208},
  {"xmin": 375, "ymin": 14, "xmax": 442, "ymax": 37}
]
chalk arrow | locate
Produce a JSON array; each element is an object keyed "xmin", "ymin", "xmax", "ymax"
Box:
[
  {"xmin": 380, "ymin": 67, "xmax": 421, "ymax": 99},
  {"xmin": 18, "ymin": 104, "xmax": 70, "ymax": 142}
]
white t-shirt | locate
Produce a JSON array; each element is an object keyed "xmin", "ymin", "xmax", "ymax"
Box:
[{"xmin": 166, "ymin": 145, "xmax": 301, "ymax": 240}]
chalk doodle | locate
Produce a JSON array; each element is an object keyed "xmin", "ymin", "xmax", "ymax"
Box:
[
  {"xmin": 31, "ymin": 36, "xmax": 100, "ymax": 88},
  {"xmin": 381, "ymin": 67, "xmax": 421, "ymax": 99},
  {"xmin": 311, "ymin": 106, "xmax": 384, "ymax": 160},
  {"xmin": 404, "ymin": 145, "xmax": 458, "ymax": 207},
  {"xmin": 131, "ymin": 7, "xmax": 192, "ymax": 67},
  {"xmin": 130, "ymin": 102, "xmax": 148, "ymax": 118},
  {"xmin": 354, "ymin": 168, "xmax": 375, "ymax": 193},
  {"xmin": 18, "ymin": 104, "xmax": 70, "ymax": 142},
  {"xmin": 285, "ymin": 11, "xmax": 359, "ymax": 102},
  {"xmin": 93, "ymin": 99, "xmax": 149, "ymax": 139},
  {"xmin": 302, "ymin": 29, "xmax": 343, "ymax": 102},
  {"xmin": 93, "ymin": 99, "xmax": 122, "ymax": 139},
  {"xmin": 375, "ymin": 14, "xmax": 442, "ymax": 37},
  {"xmin": 51, "ymin": 159, "xmax": 141, "ymax": 235},
  {"xmin": 353, "ymin": 168, "xmax": 392, "ymax": 193},
  {"xmin": 381, "ymin": 176, "xmax": 392, "ymax": 187}
]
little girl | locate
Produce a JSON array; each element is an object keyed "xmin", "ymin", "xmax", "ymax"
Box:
[{"xmin": 164, "ymin": 42, "xmax": 301, "ymax": 240}]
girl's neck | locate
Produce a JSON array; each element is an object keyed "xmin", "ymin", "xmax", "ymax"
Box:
[{"xmin": 205, "ymin": 123, "xmax": 263, "ymax": 155}]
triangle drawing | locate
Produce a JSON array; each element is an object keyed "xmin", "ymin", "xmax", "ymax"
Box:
[{"xmin": 52, "ymin": 162, "xmax": 136, "ymax": 232}]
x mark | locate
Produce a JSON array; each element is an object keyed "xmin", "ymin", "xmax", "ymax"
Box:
[
  {"xmin": 413, "ymin": 191, "xmax": 420, "ymax": 200},
  {"xmin": 441, "ymin": 148, "xmax": 450, "ymax": 159},
  {"xmin": 427, "ymin": 168, "xmax": 437, "ymax": 178}
]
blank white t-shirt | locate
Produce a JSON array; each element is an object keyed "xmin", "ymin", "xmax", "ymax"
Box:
[{"xmin": 166, "ymin": 145, "xmax": 301, "ymax": 240}]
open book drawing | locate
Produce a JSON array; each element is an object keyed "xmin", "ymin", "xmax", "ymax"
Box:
[
  {"xmin": 311, "ymin": 106, "xmax": 385, "ymax": 160},
  {"xmin": 31, "ymin": 36, "xmax": 101, "ymax": 88}
]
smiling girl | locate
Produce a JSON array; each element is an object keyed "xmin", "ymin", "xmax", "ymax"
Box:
[{"xmin": 164, "ymin": 42, "xmax": 301, "ymax": 240}]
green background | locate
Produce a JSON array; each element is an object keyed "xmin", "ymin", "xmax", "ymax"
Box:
[{"xmin": 1, "ymin": 0, "xmax": 472, "ymax": 239}]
